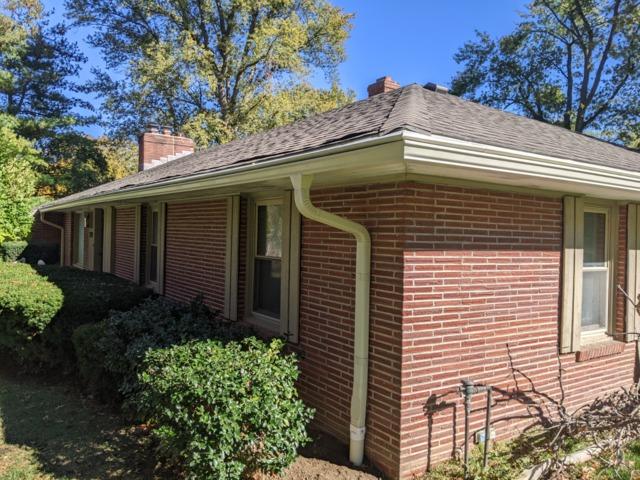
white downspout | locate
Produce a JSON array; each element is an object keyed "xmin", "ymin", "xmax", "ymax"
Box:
[
  {"xmin": 290, "ymin": 173, "xmax": 371, "ymax": 466},
  {"xmin": 39, "ymin": 210, "xmax": 64, "ymax": 266}
]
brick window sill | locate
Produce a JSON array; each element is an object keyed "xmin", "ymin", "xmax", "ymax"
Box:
[{"xmin": 575, "ymin": 341, "xmax": 625, "ymax": 362}]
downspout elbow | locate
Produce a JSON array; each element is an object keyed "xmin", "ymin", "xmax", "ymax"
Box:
[
  {"xmin": 290, "ymin": 174, "xmax": 371, "ymax": 467},
  {"xmin": 39, "ymin": 210, "xmax": 64, "ymax": 266}
]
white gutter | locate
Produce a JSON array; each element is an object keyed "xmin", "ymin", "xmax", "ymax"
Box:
[
  {"xmin": 290, "ymin": 173, "xmax": 371, "ymax": 466},
  {"xmin": 39, "ymin": 211, "xmax": 64, "ymax": 266}
]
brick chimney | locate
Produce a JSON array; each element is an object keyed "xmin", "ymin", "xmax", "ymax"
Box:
[
  {"xmin": 138, "ymin": 124, "xmax": 195, "ymax": 171},
  {"xmin": 367, "ymin": 76, "xmax": 400, "ymax": 97}
]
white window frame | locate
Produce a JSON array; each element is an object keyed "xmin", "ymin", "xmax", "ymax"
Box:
[
  {"xmin": 72, "ymin": 211, "xmax": 86, "ymax": 268},
  {"xmin": 245, "ymin": 192, "xmax": 300, "ymax": 342},
  {"xmin": 145, "ymin": 204, "xmax": 160, "ymax": 291},
  {"xmin": 580, "ymin": 204, "xmax": 614, "ymax": 344}
]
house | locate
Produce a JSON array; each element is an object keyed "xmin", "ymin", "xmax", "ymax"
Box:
[{"xmin": 33, "ymin": 76, "xmax": 640, "ymax": 479}]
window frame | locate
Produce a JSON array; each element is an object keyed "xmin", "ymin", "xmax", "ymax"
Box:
[
  {"xmin": 244, "ymin": 192, "xmax": 300, "ymax": 342},
  {"xmin": 580, "ymin": 204, "xmax": 615, "ymax": 343},
  {"xmin": 143, "ymin": 202, "xmax": 165, "ymax": 294},
  {"xmin": 72, "ymin": 211, "xmax": 85, "ymax": 268},
  {"xmin": 561, "ymin": 196, "xmax": 619, "ymax": 352}
]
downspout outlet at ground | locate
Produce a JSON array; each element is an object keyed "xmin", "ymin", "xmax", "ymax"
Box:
[{"xmin": 289, "ymin": 173, "xmax": 372, "ymax": 466}]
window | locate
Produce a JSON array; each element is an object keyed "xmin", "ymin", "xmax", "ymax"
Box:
[
  {"xmin": 144, "ymin": 204, "xmax": 164, "ymax": 292},
  {"xmin": 253, "ymin": 203, "xmax": 283, "ymax": 319},
  {"xmin": 581, "ymin": 210, "xmax": 609, "ymax": 333},
  {"xmin": 245, "ymin": 194, "xmax": 300, "ymax": 341},
  {"xmin": 561, "ymin": 197, "xmax": 617, "ymax": 352}
]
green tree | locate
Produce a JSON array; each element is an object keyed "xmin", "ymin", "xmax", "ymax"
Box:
[
  {"xmin": 66, "ymin": 0, "xmax": 354, "ymax": 146},
  {"xmin": 451, "ymin": 0, "xmax": 640, "ymax": 141},
  {"xmin": 0, "ymin": 113, "xmax": 42, "ymax": 242}
]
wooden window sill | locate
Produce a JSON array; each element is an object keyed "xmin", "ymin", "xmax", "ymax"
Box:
[{"xmin": 576, "ymin": 341, "xmax": 625, "ymax": 362}]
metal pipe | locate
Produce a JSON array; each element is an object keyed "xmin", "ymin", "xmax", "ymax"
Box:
[
  {"xmin": 460, "ymin": 379, "xmax": 475, "ymax": 478},
  {"xmin": 290, "ymin": 173, "xmax": 371, "ymax": 466},
  {"xmin": 482, "ymin": 386, "xmax": 493, "ymax": 470}
]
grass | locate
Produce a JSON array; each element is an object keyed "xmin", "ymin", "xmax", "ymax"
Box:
[
  {"xmin": 0, "ymin": 370, "xmax": 159, "ymax": 480},
  {"xmin": 422, "ymin": 428, "xmax": 587, "ymax": 480}
]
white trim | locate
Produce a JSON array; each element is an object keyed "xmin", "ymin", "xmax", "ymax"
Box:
[
  {"xmin": 224, "ymin": 196, "xmax": 240, "ymax": 320},
  {"xmin": 404, "ymin": 131, "xmax": 640, "ymax": 200}
]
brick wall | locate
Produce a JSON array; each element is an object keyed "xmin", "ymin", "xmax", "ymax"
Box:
[
  {"xmin": 164, "ymin": 199, "xmax": 227, "ymax": 311},
  {"xmin": 398, "ymin": 183, "xmax": 635, "ymax": 478},
  {"xmin": 298, "ymin": 184, "xmax": 407, "ymax": 479},
  {"xmin": 139, "ymin": 205, "xmax": 147, "ymax": 283},
  {"xmin": 30, "ymin": 212, "xmax": 64, "ymax": 245},
  {"xmin": 113, "ymin": 207, "xmax": 137, "ymax": 282}
]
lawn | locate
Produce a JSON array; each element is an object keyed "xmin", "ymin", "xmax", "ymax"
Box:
[{"xmin": 0, "ymin": 371, "xmax": 158, "ymax": 480}]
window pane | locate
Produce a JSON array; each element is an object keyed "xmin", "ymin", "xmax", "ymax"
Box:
[
  {"xmin": 584, "ymin": 212, "xmax": 606, "ymax": 267},
  {"xmin": 581, "ymin": 270, "xmax": 607, "ymax": 330},
  {"xmin": 149, "ymin": 245, "xmax": 158, "ymax": 282},
  {"xmin": 253, "ymin": 258, "xmax": 281, "ymax": 318},
  {"xmin": 151, "ymin": 211, "xmax": 159, "ymax": 245},
  {"xmin": 256, "ymin": 205, "xmax": 282, "ymax": 258}
]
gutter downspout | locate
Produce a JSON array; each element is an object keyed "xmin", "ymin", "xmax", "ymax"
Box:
[
  {"xmin": 39, "ymin": 211, "xmax": 64, "ymax": 266},
  {"xmin": 290, "ymin": 174, "xmax": 371, "ymax": 466}
]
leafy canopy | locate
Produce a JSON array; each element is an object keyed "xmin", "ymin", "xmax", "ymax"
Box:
[
  {"xmin": 0, "ymin": 113, "xmax": 42, "ymax": 242},
  {"xmin": 451, "ymin": 0, "xmax": 640, "ymax": 142},
  {"xmin": 66, "ymin": 0, "xmax": 355, "ymax": 145}
]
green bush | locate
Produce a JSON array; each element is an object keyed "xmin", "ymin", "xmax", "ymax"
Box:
[
  {"xmin": 74, "ymin": 296, "xmax": 253, "ymax": 402},
  {"xmin": 0, "ymin": 262, "xmax": 63, "ymax": 359},
  {"xmin": 137, "ymin": 338, "xmax": 314, "ymax": 480},
  {"xmin": 17, "ymin": 266, "xmax": 149, "ymax": 370},
  {"xmin": 1, "ymin": 240, "xmax": 28, "ymax": 262},
  {"xmin": 71, "ymin": 321, "xmax": 116, "ymax": 401}
]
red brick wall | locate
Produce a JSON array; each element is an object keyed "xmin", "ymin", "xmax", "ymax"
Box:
[
  {"xmin": 398, "ymin": 183, "xmax": 635, "ymax": 478},
  {"xmin": 164, "ymin": 199, "xmax": 227, "ymax": 311},
  {"xmin": 30, "ymin": 212, "xmax": 63, "ymax": 245},
  {"xmin": 113, "ymin": 207, "xmax": 137, "ymax": 282},
  {"xmin": 298, "ymin": 184, "xmax": 406, "ymax": 479},
  {"xmin": 139, "ymin": 205, "xmax": 148, "ymax": 283}
]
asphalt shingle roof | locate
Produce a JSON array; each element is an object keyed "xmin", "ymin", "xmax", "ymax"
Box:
[{"xmin": 46, "ymin": 83, "xmax": 640, "ymax": 208}]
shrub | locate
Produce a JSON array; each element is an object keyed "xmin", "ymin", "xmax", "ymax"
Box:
[
  {"xmin": 71, "ymin": 321, "xmax": 116, "ymax": 401},
  {"xmin": 74, "ymin": 296, "xmax": 253, "ymax": 402},
  {"xmin": 0, "ymin": 262, "xmax": 63, "ymax": 360},
  {"xmin": 1, "ymin": 240, "xmax": 28, "ymax": 262},
  {"xmin": 19, "ymin": 266, "xmax": 149, "ymax": 370},
  {"xmin": 137, "ymin": 338, "xmax": 314, "ymax": 480}
]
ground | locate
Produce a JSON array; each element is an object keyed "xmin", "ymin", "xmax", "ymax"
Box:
[{"xmin": 0, "ymin": 370, "xmax": 381, "ymax": 480}]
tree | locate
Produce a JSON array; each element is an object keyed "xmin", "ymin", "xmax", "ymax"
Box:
[
  {"xmin": 451, "ymin": 0, "xmax": 640, "ymax": 141},
  {"xmin": 66, "ymin": 0, "xmax": 354, "ymax": 146},
  {"xmin": 0, "ymin": 113, "xmax": 42, "ymax": 242},
  {"xmin": 0, "ymin": 0, "xmax": 90, "ymax": 140}
]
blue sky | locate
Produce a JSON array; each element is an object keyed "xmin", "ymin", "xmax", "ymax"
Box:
[{"xmin": 43, "ymin": 0, "xmax": 528, "ymax": 136}]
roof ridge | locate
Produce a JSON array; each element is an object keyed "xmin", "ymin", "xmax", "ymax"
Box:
[{"xmin": 379, "ymin": 84, "xmax": 431, "ymax": 136}]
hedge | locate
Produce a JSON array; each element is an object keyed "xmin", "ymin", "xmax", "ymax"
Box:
[
  {"xmin": 73, "ymin": 296, "xmax": 253, "ymax": 403},
  {"xmin": 0, "ymin": 262, "xmax": 63, "ymax": 359},
  {"xmin": 137, "ymin": 338, "xmax": 314, "ymax": 480},
  {"xmin": 1, "ymin": 240, "xmax": 28, "ymax": 262},
  {"xmin": 0, "ymin": 265, "xmax": 150, "ymax": 370}
]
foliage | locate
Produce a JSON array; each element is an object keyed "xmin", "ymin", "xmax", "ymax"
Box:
[
  {"xmin": 23, "ymin": 266, "xmax": 150, "ymax": 370},
  {"xmin": 0, "ymin": 240, "xmax": 27, "ymax": 261},
  {"xmin": 451, "ymin": 0, "xmax": 640, "ymax": 141},
  {"xmin": 66, "ymin": 0, "xmax": 354, "ymax": 145},
  {"xmin": 137, "ymin": 337, "xmax": 314, "ymax": 479},
  {"xmin": 73, "ymin": 296, "xmax": 253, "ymax": 402},
  {"xmin": 37, "ymin": 132, "xmax": 110, "ymax": 198},
  {"xmin": 0, "ymin": 113, "xmax": 42, "ymax": 243},
  {"xmin": 0, "ymin": 0, "xmax": 90, "ymax": 139},
  {"xmin": 0, "ymin": 262, "xmax": 63, "ymax": 360},
  {"xmin": 98, "ymin": 136, "xmax": 138, "ymax": 180}
]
